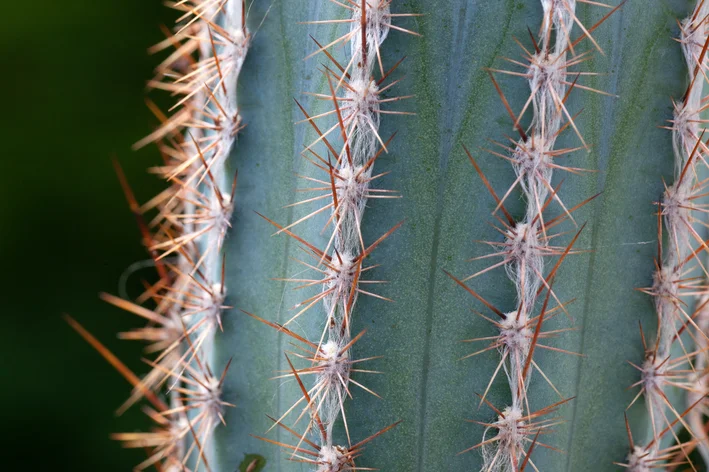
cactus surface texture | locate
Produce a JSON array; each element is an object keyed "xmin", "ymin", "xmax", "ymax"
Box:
[{"xmin": 69, "ymin": 0, "xmax": 709, "ymax": 470}]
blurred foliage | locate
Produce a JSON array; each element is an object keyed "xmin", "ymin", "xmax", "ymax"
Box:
[{"xmin": 0, "ymin": 1, "xmax": 175, "ymax": 469}]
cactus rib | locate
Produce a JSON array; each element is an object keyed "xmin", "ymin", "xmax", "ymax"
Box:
[
  {"xmin": 249, "ymin": 1, "xmax": 417, "ymax": 470},
  {"xmin": 622, "ymin": 1, "xmax": 709, "ymax": 469},
  {"xmin": 73, "ymin": 1, "xmax": 251, "ymax": 469},
  {"xmin": 450, "ymin": 1, "xmax": 621, "ymax": 470}
]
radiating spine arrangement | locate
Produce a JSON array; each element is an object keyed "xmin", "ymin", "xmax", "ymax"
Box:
[
  {"xmin": 448, "ymin": 2, "xmax": 620, "ymax": 470},
  {"xmin": 247, "ymin": 1, "xmax": 417, "ymax": 469},
  {"xmin": 622, "ymin": 2, "xmax": 709, "ymax": 469},
  {"xmin": 69, "ymin": 1, "xmax": 249, "ymax": 469}
]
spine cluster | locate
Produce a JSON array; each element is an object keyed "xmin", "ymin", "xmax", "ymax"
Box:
[
  {"xmin": 249, "ymin": 1, "xmax": 417, "ymax": 470},
  {"xmin": 450, "ymin": 1, "xmax": 620, "ymax": 470},
  {"xmin": 71, "ymin": 2, "xmax": 249, "ymax": 470},
  {"xmin": 624, "ymin": 2, "xmax": 709, "ymax": 469}
]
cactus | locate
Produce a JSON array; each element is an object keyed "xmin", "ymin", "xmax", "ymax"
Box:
[{"xmin": 67, "ymin": 0, "xmax": 709, "ymax": 470}]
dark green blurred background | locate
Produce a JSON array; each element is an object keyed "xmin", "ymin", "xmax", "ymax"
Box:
[{"xmin": 1, "ymin": 1, "xmax": 177, "ymax": 469}]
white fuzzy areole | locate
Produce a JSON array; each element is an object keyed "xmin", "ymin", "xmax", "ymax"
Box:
[
  {"xmin": 324, "ymin": 252, "xmax": 357, "ymax": 317},
  {"xmin": 316, "ymin": 445, "xmax": 349, "ymax": 472},
  {"xmin": 481, "ymin": 406, "xmax": 526, "ymax": 472},
  {"xmin": 625, "ymin": 446, "xmax": 652, "ymax": 472},
  {"xmin": 500, "ymin": 311, "xmax": 532, "ymax": 355}
]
